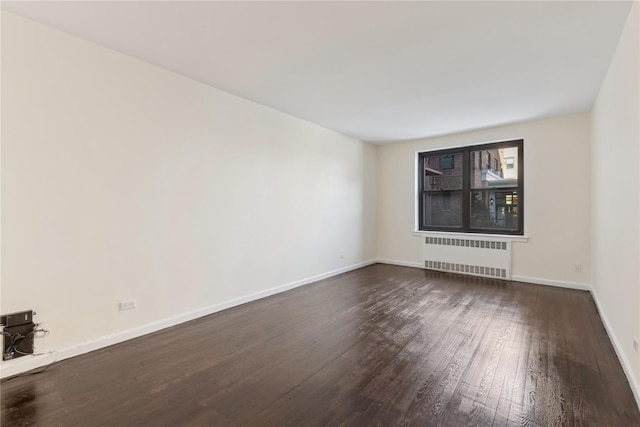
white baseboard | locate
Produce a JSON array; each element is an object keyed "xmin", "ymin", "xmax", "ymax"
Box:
[
  {"xmin": 590, "ymin": 288, "xmax": 640, "ymax": 410},
  {"xmin": 511, "ymin": 275, "xmax": 592, "ymax": 291},
  {"xmin": 376, "ymin": 258, "xmax": 423, "ymax": 269},
  {"xmin": 378, "ymin": 261, "xmax": 594, "ymax": 293},
  {"xmin": 0, "ymin": 259, "xmax": 377, "ymax": 379}
]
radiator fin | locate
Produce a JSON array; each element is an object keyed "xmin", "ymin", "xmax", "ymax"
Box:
[
  {"xmin": 425, "ymin": 237, "xmax": 507, "ymax": 250},
  {"xmin": 424, "ymin": 260, "xmax": 507, "ymax": 279}
]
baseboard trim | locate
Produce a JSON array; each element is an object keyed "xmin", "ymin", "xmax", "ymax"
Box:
[
  {"xmin": 376, "ymin": 258, "xmax": 423, "ymax": 269},
  {"xmin": 377, "ymin": 262, "xmax": 594, "ymax": 293},
  {"xmin": 590, "ymin": 288, "xmax": 640, "ymax": 410},
  {"xmin": 511, "ymin": 275, "xmax": 592, "ymax": 291},
  {"xmin": 0, "ymin": 259, "xmax": 377, "ymax": 379}
]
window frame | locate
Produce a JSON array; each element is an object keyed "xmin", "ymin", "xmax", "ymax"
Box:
[{"xmin": 417, "ymin": 139, "xmax": 524, "ymax": 235}]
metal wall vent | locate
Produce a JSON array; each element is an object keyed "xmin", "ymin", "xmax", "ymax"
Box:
[
  {"xmin": 425, "ymin": 237, "xmax": 507, "ymax": 250},
  {"xmin": 424, "ymin": 260, "xmax": 507, "ymax": 279}
]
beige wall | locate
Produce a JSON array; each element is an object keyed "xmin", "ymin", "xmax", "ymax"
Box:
[
  {"xmin": 0, "ymin": 13, "xmax": 377, "ymax": 357},
  {"xmin": 377, "ymin": 113, "xmax": 592, "ymax": 286},
  {"xmin": 591, "ymin": 1, "xmax": 640, "ymax": 393}
]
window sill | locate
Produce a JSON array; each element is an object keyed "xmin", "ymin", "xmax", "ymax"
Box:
[{"xmin": 412, "ymin": 230, "xmax": 529, "ymax": 243}]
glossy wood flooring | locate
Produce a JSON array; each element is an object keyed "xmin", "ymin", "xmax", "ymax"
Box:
[{"xmin": 2, "ymin": 264, "xmax": 639, "ymax": 426}]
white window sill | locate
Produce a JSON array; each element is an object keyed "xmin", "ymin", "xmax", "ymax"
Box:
[{"xmin": 412, "ymin": 230, "xmax": 529, "ymax": 243}]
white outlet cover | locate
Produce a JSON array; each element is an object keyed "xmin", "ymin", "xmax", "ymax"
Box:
[{"xmin": 118, "ymin": 300, "xmax": 137, "ymax": 311}]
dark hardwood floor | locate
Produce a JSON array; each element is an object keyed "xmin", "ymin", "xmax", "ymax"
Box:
[{"xmin": 2, "ymin": 264, "xmax": 639, "ymax": 426}]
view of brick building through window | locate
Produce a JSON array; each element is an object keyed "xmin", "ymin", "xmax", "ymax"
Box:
[{"xmin": 420, "ymin": 140, "xmax": 522, "ymax": 234}]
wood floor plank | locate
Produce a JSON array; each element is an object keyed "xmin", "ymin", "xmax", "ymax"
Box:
[{"xmin": 2, "ymin": 264, "xmax": 639, "ymax": 426}]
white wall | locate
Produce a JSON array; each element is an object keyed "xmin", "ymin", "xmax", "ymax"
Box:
[
  {"xmin": 591, "ymin": 1, "xmax": 640, "ymax": 396},
  {"xmin": 0, "ymin": 12, "xmax": 377, "ymax": 367},
  {"xmin": 377, "ymin": 113, "xmax": 592, "ymax": 287}
]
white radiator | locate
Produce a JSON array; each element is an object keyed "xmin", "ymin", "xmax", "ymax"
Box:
[{"xmin": 422, "ymin": 235, "xmax": 512, "ymax": 280}]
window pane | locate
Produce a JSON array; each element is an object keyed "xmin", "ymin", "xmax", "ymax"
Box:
[
  {"xmin": 470, "ymin": 190, "xmax": 519, "ymax": 230},
  {"xmin": 441, "ymin": 154, "xmax": 454, "ymax": 169},
  {"xmin": 470, "ymin": 146, "xmax": 518, "ymax": 189},
  {"xmin": 423, "ymin": 191, "xmax": 462, "ymax": 227},
  {"xmin": 423, "ymin": 153, "xmax": 463, "ymax": 191}
]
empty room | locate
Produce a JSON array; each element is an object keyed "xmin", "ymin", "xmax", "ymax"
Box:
[{"xmin": 1, "ymin": 1, "xmax": 639, "ymax": 426}]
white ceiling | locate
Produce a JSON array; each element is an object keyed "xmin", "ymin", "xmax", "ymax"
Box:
[{"xmin": 1, "ymin": 1, "xmax": 633, "ymax": 144}]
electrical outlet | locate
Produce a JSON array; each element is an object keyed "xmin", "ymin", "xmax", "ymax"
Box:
[
  {"xmin": 634, "ymin": 337, "xmax": 639, "ymax": 353},
  {"xmin": 118, "ymin": 300, "xmax": 137, "ymax": 311},
  {"xmin": 573, "ymin": 264, "xmax": 582, "ymax": 273}
]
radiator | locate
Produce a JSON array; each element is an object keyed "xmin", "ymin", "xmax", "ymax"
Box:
[{"xmin": 422, "ymin": 236, "xmax": 512, "ymax": 280}]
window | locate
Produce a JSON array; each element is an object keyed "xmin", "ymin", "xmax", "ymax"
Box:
[
  {"xmin": 418, "ymin": 139, "xmax": 523, "ymax": 235},
  {"xmin": 505, "ymin": 157, "xmax": 515, "ymax": 169},
  {"xmin": 441, "ymin": 154, "xmax": 454, "ymax": 169}
]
